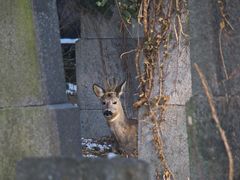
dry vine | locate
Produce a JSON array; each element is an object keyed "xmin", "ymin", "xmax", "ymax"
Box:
[{"xmin": 131, "ymin": 0, "xmax": 187, "ymax": 179}]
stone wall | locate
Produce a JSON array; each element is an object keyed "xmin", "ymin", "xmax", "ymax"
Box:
[
  {"xmin": 76, "ymin": 9, "xmax": 140, "ymax": 138},
  {"xmin": 16, "ymin": 157, "xmax": 150, "ymax": 180},
  {"xmin": 187, "ymin": 0, "xmax": 240, "ymax": 179},
  {"xmin": 0, "ymin": 1, "xmax": 81, "ymax": 179}
]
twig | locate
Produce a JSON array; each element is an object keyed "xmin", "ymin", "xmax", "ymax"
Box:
[
  {"xmin": 120, "ymin": 49, "xmax": 137, "ymax": 59},
  {"xmin": 194, "ymin": 63, "xmax": 234, "ymax": 180},
  {"xmin": 219, "ymin": 27, "xmax": 229, "ymax": 80}
]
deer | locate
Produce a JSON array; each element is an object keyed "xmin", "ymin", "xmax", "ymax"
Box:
[{"xmin": 92, "ymin": 80, "xmax": 138, "ymax": 156}]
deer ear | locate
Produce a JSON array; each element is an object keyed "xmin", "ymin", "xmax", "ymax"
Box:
[
  {"xmin": 116, "ymin": 81, "xmax": 126, "ymax": 97},
  {"xmin": 93, "ymin": 84, "xmax": 105, "ymax": 98}
]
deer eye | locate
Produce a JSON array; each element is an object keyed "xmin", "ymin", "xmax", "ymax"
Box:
[
  {"xmin": 102, "ymin": 102, "xmax": 106, "ymax": 105},
  {"xmin": 113, "ymin": 101, "xmax": 117, "ymax": 104}
]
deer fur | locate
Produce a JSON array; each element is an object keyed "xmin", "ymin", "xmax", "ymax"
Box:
[{"xmin": 93, "ymin": 80, "xmax": 138, "ymax": 156}]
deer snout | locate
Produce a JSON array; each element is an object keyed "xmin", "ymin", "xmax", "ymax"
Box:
[{"xmin": 103, "ymin": 110, "xmax": 113, "ymax": 117}]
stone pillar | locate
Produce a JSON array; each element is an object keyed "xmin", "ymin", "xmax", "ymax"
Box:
[
  {"xmin": 138, "ymin": 19, "xmax": 191, "ymax": 180},
  {"xmin": 76, "ymin": 9, "xmax": 139, "ymax": 138},
  {"xmin": 16, "ymin": 157, "xmax": 150, "ymax": 180},
  {"xmin": 187, "ymin": 0, "xmax": 240, "ymax": 179},
  {"xmin": 0, "ymin": 1, "xmax": 81, "ymax": 179}
]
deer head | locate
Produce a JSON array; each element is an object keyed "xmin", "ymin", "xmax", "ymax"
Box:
[{"xmin": 93, "ymin": 81, "xmax": 126, "ymax": 122}]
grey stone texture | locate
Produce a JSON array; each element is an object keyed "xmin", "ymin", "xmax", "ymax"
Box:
[
  {"xmin": 0, "ymin": 1, "xmax": 81, "ymax": 180},
  {"xmin": 139, "ymin": 106, "xmax": 190, "ymax": 179},
  {"xmin": 138, "ymin": 16, "xmax": 191, "ymax": 180},
  {"xmin": 0, "ymin": 0, "xmax": 67, "ymax": 107},
  {"xmin": 188, "ymin": 0, "xmax": 240, "ymax": 179},
  {"xmin": 80, "ymin": 8, "xmax": 143, "ymax": 39},
  {"xmin": 76, "ymin": 39, "xmax": 138, "ymax": 138},
  {"xmin": 16, "ymin": 157, "xmax": 150, "ymax": 180}
]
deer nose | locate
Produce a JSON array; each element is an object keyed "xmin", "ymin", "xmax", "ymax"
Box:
[{"xmin": 103, "ymin": 110, "xmax": 113, "ymax": 117}]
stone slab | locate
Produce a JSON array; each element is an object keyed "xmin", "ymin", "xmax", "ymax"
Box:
[
  {"xmin": 81, "ymin": 8, "xmax": 143, "ymax": 39},
  {"xmin": 189, "ymin": 0, "xmax": 240, "ymax": 97},
  {"xmin": 76, "ymin": 38, "xmax": 138, "ymax": 137},
  {"xmin": 138, "ymin": 106, "xmax": 190, "ymax": 180},
  {"xmin": 0, "ymin": 104, "xmax": 81, "ymax": 180},
  {"xmin": 164, "ymin": 41, "xmax": 191, "ymax": 105},
  {"xmin": 80, "ymin": 110, "xmax": 110, "ymax": 138},
  {"xmin": 0, "ymin": 0, "xmax": 67, "ymax": 108},
  {"xmin": 186, "ymin": 96, "xmax": 240, "ymax": 180},
  {"xmin": 16, "ymin": 157, "xmax": 150, "ymax": 180}
]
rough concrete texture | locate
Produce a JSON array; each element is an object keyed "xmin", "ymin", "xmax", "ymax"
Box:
[
  {"xmin": 0, "ymin": 0, "xmax": 67, "ymax": 107},
  {"xmin": 76, "ymin": 39, "xmax": 138, "ymax": 138},
  {"xmin": 138, "ymin": 17, "xmax": 191, "ymax": 180},
  {"xmin": 81, "ymin": 8, "xmax": 143, "ymax": 39},
  {"xmin": 80, "ymin": 110, "xmax": 110, "ymax": 138},
  {"xmin": 187, "ymin": 96, "xmax": 240, "ymax": 180},
  {"xmin": 0, "ymin": 104, "xmax": 81, "ymax": 180},
  {"xmin": 0, "ymin": 1, "xmax": 81, "ymax": 179},
  {"xmin": 139, "ymin": 106, "xmax": 190, "ymax": 180},
  {"xmin": 16, "ymin": 157, "xmax": 150, "ymax": 180},
  {"xmin": 189, "ymin": 0, "xmax": 240, "ymax": 97},
  {"xmin": 188, "ymin": 0, "xmax": 240, "ymax": 179}
]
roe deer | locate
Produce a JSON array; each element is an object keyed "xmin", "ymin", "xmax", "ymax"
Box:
[{"xmin": 93, "ymin": 81, "xmax": 138, "ymax": 156}]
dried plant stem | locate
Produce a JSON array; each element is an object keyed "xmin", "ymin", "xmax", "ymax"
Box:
[
  {"xmin": 194, "ymin": 63, "xmax": 234, "ymax": 180},
  {"xmin": 218, "ymin": 28, "xmax": 229, "ymax": 80}
]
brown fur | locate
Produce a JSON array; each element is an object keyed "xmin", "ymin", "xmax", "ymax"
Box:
[{"xmin": 93, "ymin": 81, "xmax": 138, "ymax": 156}]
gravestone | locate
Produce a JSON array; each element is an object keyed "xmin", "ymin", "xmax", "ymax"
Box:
[
  {"xmin": 76, "ymin": 9, "xmax": 139, "ymax": 138},
  {"xmin": 0, "ymin": 1, "xmax": 81, "ymax": 180},
  {"xmin": 187, "ymin": 0, "xmax": 240, "ymax": 179},
  {"xmin": 138, "ymin": 16, "xmax": 191, "ymax": 180},
  {"xmin": 16, "ymin": 157, "xmax": 150, "ymax": 180}
]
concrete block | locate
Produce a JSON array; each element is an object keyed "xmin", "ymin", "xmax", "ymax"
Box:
[
  {"xmin": 16, "ymin": 157, "xmax": 150, "ymax": 180},
  {"xmin": 138, "ymin": 106, "xmax": 190, "ymax": 180},
  {"xmin": 76, "ymin": 38, "xmax": 138, "ymax": 138},
  {"xmin": 81, "ymin": 8, "xmax": 143, "ymax": 38},
  {"xmin": 186, "ymin": 96, "xmax": 240, "ymax": 180},
  {"xmin": 80, "ymin": 110, "xmax": 110, "ymax": 138},
  {"xmin": 0, "ymin": 0, "xmax": 67, "ymax": 107},
  {"xmin": 0, "ymin": 104, "xmax": 81, "ymax": 180}
]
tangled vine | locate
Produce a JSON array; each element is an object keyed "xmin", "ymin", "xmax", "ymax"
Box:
[{"xmin": 129, "ymin": 0, "xmax": 188, "ymax": 179}]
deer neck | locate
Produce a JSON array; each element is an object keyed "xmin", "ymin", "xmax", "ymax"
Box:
[{"xmin": 108, "ymin": 105, "xmax": 127, "ymax": 125}]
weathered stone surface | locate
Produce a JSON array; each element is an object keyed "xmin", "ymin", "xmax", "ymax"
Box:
[
  {"xmin": 188, "ymin": 0, "xmax": 240, "ymax": 179},
  {"xmin": 81, "ymin": 8, "xmax": 143, "ymax": 39},
  {"xmin": 164, "ymin": 41, "xmax": 191, "ymax": 105},
  {"xmin": 0, "ymin": 1, "xmax": 81, "ymax": 180},
  {"xmin": 186, "ymin": 96, "xmax": 240, "ymax": 180},
  {"xmin": 189, "ymin": 0, "xmax": 240, "ymax": 97},
  {"xmin": 76, "ymin": 39, "xmax": 138, "ymax": 137},
  {"xmin": 80, "ymin": 110, "xmax": 110, "ymax": 138},
  {"xmin": 16, "ymin": 157, "xmax": 150, "ymax": 180},
  {"xmin": 139, "ymin": 106, "xmax": 190, "ymax": 180},
  {"xmin": 138, "ymin": 15, "xmax": 190, "ymax": 180},
  {"xmin": 0, "ymin": 0, "xmax": 67, "ymax": 107},
  {"xmin": 0, "ymin": 104, "xmax": 81, "ymax": 180}
]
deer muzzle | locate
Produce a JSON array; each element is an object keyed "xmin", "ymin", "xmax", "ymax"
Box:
[{"xmin": 103, "ymin": 110, "xmax": 113, "ymax": 117}]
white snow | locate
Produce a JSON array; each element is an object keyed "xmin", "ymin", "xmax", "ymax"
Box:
[
  {"xmin": 66, "ymin": 83, "xmax": 77, "ymax": 95},
  {"xmin": 60, "ymin": 38, "xmax": 79, "ymax": 44},
  {"xmin": 107, "ymin": 152, "xmax": 118, "ymax": 159},
  {"xmin": 81, "ymin": 138, "xmax": 112, "ymax": 153}
]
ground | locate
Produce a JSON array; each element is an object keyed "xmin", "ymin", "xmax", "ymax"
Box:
[{"xmin": 81, "ymin": 136, "xmax": 120, "ymax": 158}]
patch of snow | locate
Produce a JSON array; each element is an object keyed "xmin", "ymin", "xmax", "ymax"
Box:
[
  {"xmin": 60, "ymin": 38, "xmax": 79, "ymax": 44},
  {"xmin": 81, "ymin": 138, "xmax": 111, "ymax": 152},
  {"xmin": 66, "ymin": 83, "xmax": 77, "ymax": 95},
  {"xmin": 107, "ymin": 152, "xmax": 118, "ymax": 159}
]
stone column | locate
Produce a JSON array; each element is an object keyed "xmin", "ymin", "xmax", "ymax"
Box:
[
  {"xmin": 138, "ymin": 18, "xmax": 191, "ymax": 180},
  {"xmin": 0, "ymin": 1, "xmax": 81, "ymax": 179},
  {"xmin": 76, "ymin": 9, "xmax": 140, "ymax": 138},
  {"xmin": 187, "ymin": 0, "xmax": 240, "ymax": 179}
]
